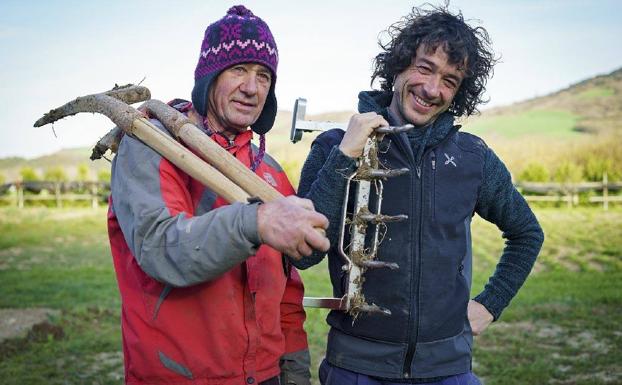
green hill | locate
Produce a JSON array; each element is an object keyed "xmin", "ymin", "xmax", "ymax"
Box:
[
  {"xmin": 459, "ymin": 68, "xmax": 622, "ymax": 180},
  {"xmin": 462, "ymin": 67, "xmax": 622, "ymax": 139}
]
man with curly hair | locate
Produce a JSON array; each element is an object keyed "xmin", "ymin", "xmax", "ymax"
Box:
[{"xmin": 294, "ymin": 5, "xmax": 544, "ymax": 385}]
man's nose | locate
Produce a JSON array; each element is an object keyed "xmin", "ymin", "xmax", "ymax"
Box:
[
  {"xmin": 422, "ymin": 76, "xmax": 441, "ymax": 99},
  {"xmin": 239, "ymin": 74, "xmax": 258, "ymax": 95}
]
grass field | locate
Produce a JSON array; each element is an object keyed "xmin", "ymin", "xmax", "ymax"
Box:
[
  {"xmin": 463, "ymin": 109, "xmax": 581, "ymax": 139},
  {"xmin": 0, "ymin": 207, "xmax": 621, "ymax": 384}
]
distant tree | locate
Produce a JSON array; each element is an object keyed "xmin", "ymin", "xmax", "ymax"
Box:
[
  {"xmin": 554, "ymin": 161, "xmax": 583, "ymax": 184},
  {"xmin": 584, "ymin": 156, "xmax": 614, "ymax": 182},
  {"xmin": 518, "ymin": 162, "xmax": 550, "ymax": 182},
  {"xmin": 20, "ymin": 167, "xmax": 40, "ymax": 181},
  {"xmin": 44, "ymin": 166, "xmax": 68, "ymax": 182},
  {"xmin": 97, "ymin": 169, "xmax": 111, "ymax": 183},
  {"xmin": 77, "ymin": 163, "xmax": 91, "ymax": 181}
]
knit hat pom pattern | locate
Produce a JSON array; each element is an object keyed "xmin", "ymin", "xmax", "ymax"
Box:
[
  {"xmin": 227, "ymin": 5, "xmax": 254, "ymax": 17},
  {"xmin": 192, "ymin": 5, "xmax": 278, "ymax": 134}
]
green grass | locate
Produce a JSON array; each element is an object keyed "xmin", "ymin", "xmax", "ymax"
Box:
[
  {"xmin": 576, "ymin": 87, "xmax": 615, "ymax": 100},
  {"xmin": 1, "ymin": 207, "xmax": 621, "ymax": 384},
  {"xmin": 463, "ymin": 110, "xmax": 580, "ymax": 139}
]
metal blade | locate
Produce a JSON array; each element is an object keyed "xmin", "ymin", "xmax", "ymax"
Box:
[
  {"xmin": 375, "ymin": 124, "xmax": 414, "ymax": 134},
  {"xmin": 303, "ymin": 297, "xmax": 347, "ymax": 310}
]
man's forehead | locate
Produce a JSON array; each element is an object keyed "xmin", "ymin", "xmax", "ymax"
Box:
[
  {"xmin": 416, "ymin": 43, "xmax": 467, "ymax": 73},
  {"xmin": 227, "ymin": 62, "xmax": 271, "ymax": 72}
]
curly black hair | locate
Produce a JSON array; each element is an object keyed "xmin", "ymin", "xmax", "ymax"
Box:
[{"xmin": 371, "ymin": 4, "xmax": 497, "ymax": 117}]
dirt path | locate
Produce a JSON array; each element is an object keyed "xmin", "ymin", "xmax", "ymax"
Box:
[{"xmin": 0, "ymin": 308, "xmax": 60, "ymax": 342}]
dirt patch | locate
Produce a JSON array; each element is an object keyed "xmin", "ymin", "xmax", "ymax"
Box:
[
  {"xmin": 549, "ymin": 370, "xmax": 621, "ymax": 384},
  {"xmin": 0, "ymin": 308, "xmax": 60, "ymax": 342},
  {"xmin": 567, "ymin": 330, "xmax": 610, "ymax": 353},
  {"xmin": 479, "ymin": 319, "xmax": 619, "ymax": 383},
  {"xmin": 86, "ymin": 351, "xmax": 124, "ymax": 380}
]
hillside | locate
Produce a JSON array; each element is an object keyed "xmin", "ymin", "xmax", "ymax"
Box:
[
  {"xmin": 0, "ymin": 147, "xmax": 111, "ymax": 182},
  {"xmin": 458, "ymin": 67, "xmax": 622, "ymax": 179},
  {"xmin": 463, "ymin": 67, "xmax": 622, "ymax": 138}
]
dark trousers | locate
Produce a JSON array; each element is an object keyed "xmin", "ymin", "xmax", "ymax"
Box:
[{"xmin": 319, "ymin": 359, "xmax": 482, "ymax": 385}]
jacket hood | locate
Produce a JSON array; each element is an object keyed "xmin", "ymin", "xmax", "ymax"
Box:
[{"xmin": 357, "ymin": 90, "xmax": 393, "ymax": 114}]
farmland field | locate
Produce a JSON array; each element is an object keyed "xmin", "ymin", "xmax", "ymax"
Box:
[
  {"xmin": 464, "ymin": 109, "xmax": 581, "ymax": 139},
  {"xmin": 0, "ymin": 207, "xmax": 620, "ymax": 385}
]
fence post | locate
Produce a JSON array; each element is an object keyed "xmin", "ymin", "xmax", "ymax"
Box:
[
  {"xmin": 16, "ymin": 182, "xmax": 24, "ymax": 208},
  {"xmin": 55, "ymin": 182, "xmax": 62, "ymax": 208},
  {"xmin": 603, "ymin": 172, "xmax": 608, "ymax": 211},
  {"xmin": 564, "ymin": 186, "xmax": 573, "ymax": 208},
  {"xmin": 91, "ymin": 182, "xmax": 99, "ymax": 209}
]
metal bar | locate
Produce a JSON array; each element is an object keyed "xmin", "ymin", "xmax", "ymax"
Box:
[{"xmin": 302, "ymin": 297, "xmax": 347, "ymax": 310}]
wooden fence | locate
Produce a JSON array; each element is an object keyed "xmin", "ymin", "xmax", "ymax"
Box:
[
  {"xmin": 516, "ymin": 173, "xmax": 622, "ymax": 210},
  {"xmin": 0, "ymin": 174, "xmax": 620, "ymax": 209},
  {"xmin": 0, "ymin": 181, "xmax": 110, "ymax": 209}
]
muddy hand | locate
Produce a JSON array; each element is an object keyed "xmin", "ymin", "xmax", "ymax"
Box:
[
  {"xmin": 338, "ymin": 112, "xmax": 389, "ymax": 158},
  {"xmin": 257, "ymin": 196, "xmax": 329, "ymax": 260}
]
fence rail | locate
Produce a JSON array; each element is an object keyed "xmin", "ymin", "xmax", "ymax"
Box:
[
  {"xmin": 0, "ymin": 181, "xmax": 110, "ymax": 208},
  {"xmin": 516, "ymin": 173, "xmax": 621, "ymax": 210}
]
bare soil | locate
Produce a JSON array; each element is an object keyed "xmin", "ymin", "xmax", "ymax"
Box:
[{"xmin": 0, "ymin": 308, "xmax": 60, "ymax": 342}]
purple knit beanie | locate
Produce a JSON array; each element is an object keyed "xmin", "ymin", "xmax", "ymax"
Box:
[{"xmin": 192, "ymin": 5, "xmax": 279, "ymax": 135}]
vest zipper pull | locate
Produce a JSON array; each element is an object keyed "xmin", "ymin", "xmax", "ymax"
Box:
[{"xmin": 416, "ymin": 166, "xmax": 421, "ymax": 178}]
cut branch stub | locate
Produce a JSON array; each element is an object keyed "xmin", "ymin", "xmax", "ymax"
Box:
[
  {"xmin": 34, "ymin": 85, "xmax": 151, "ymax": 128},
  {"xmin": 90, "ymin": 126, "xmax": 123, "ymax": 160}
]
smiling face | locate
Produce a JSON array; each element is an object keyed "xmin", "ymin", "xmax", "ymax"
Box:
[
  {"xmin": 206, "ymin": 63, "xmax": 272, "ymax": 138},
  {"xmin": 390, "ymin": 44, "xmax": 465, "ymax": 127}
]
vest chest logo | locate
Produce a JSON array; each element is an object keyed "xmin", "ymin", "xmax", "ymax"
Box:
[
  {"xmin": 444, "ymin": 153, "xmax": 457, "ymax": 167},
  {"xmin": 263, "ymin": 172, "xmax": 278, "ymax": 187}
]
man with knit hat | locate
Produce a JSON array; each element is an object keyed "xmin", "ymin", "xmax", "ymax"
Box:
[{"xmin": 107, "ymin": 5, "xmax": 325, "ymax": 385}]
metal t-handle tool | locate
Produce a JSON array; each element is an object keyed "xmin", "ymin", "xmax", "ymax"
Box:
[
  {"xmin": 292, "ymin": 97, "xmax": 413, "ymax": 319},
  {"xmin": 290, "ymin": 98, "xmax": 347, "ymax": 143}
]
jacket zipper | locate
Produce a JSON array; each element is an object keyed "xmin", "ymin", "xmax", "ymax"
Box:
[
  {"xmin": 402, "ymin": 154, "xmax": 424, "ymax": 378},
  {"xmin": 401, "ymin": 129, "xmax": 458, "ymax": 378},
  {"xmin": 386, "ymin": 132, "xmax": 417, "ymax": 379}
]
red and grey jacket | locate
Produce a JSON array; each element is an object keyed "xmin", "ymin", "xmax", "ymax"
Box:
[{"xmin": 107, "ymin": 119, "xmax": 308, "ymax": 385}]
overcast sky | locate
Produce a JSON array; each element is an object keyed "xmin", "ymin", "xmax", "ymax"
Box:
[{"xmin": 1, "ymin": 0, "xmax": 621, "ymax": 158}]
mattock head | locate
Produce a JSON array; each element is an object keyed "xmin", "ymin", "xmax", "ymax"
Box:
[{"xmin": 290, "ymin": 98, "xmax": 307, "ymax": 143}]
